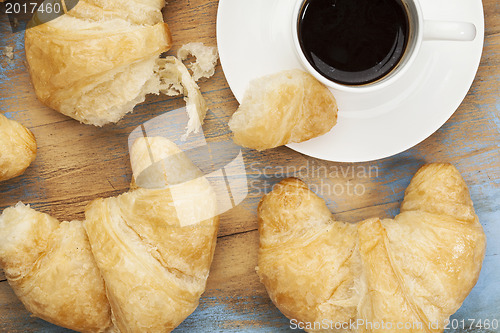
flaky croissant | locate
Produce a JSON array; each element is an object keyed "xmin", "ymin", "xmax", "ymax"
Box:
[
  {"xmin": 25, "ymin": 0, "xmax": 172, "ymax": 126},
  {"xmin": 257, "ymin": 163, "xmax": 486, "ymax": 332},
  {"xmin": 0, "ymin": 137, "xmax": 219, "ymax": 332},
  {"xmin": 0, "ymin": 114, "xmax": 37, "ymax": 182},
  {"xmin": 228, "ymin": 70, "xmax": 338, "ymax": 151}
]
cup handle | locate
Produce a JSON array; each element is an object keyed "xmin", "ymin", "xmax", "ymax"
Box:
[{"xmin": 423, "ymin": 20, "xmax": 477, "ymax": 41}]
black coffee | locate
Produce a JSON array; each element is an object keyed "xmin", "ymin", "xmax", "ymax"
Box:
[{"xmin": 298, "ymin": 0, "xmax": 409, "ymax": 85}]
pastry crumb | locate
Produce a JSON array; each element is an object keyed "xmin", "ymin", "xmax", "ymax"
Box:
[
  {"xmin": 3, "ymin": 46, "xmax": 14, "ymax": 60},
  {"xmin": 178, "ymin": 43, "xmax": 219, "ymax": 81}
]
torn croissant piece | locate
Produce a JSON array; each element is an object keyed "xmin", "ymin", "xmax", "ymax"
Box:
[
  {"xmin": 178, "ymin": 42, "xmax": 219, "ymax": 81},
  {"xmin": 25, "ymin": 0, "xmax": 172, "ymax": 126},
  {"xmin": 0, "ymin": 114, "xmax": 37, "ymax": 182},
  {"xmin": 24, "ymin": 1, "xmax": 217, "ymax": 137},
  {"xmin": 157, "ymin": 57, "xmax": 208, "ymax": 137},
  {"xmin": 257, "ymin": 163, "xmax": 486, "ymax": 332},
  {"xmin": 0, "ymin": 205, "xmax": 112, "ymax": 332},
  {"xmin": 0, "ymin": 137, "xmax": 219, "ymax": 332},
  {"xmin": 229, "ymin": 69, "xmax": 338, "ymax": 151}
]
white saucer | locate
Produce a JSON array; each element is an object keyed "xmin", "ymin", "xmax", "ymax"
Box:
[{"xmin": 216, "ymin": 0, "xmax": 484, "ymax": 162}]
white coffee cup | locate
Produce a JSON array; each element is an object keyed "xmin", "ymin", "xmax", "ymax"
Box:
[{"xmin": 291, "ymin": 0, "xmax": 477, "ymax": 93}]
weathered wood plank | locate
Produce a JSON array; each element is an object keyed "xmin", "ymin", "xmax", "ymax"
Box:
[
  {"xmin": 0, "ymin": 0, "xmax": 499, "ymax": 331},
  {"xmin": 484, "ymin": 0, "xmax": 500, "ymax": 36}
]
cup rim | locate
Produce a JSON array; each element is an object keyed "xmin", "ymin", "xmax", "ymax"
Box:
[{"xmin": 291, "ymin": 0, "xmax": 425, "ymax": 94}]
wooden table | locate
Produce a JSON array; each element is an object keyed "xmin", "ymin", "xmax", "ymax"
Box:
[{"xmin": 1, "ymin": 0, "xmax": 499, "ymax": 331}]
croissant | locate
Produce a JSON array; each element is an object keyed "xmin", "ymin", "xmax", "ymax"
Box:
[
  {"xmin": 0, "ymin": 137, "xmax": 219, "ymax": 332},
  {"xmin": 228, "ymin": 70, "xmax": 338, "ymax": 151},
  {"xmin": 0, "ymin": 114, "xmax": 37, "ymax": 182},
  {"xmin": 25, "ymin": 0, "xmax": 172, "ymax": 126},
  {"xmin": 257, "ymin": 163, "xmax": 486, "ymax": 332}
]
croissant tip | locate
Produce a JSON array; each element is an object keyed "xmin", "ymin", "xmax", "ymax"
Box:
[
  {"xmin": 414, "ymin": 163, "xmax": 464, "ymax": 184},
  {"xmin": 280, "ymin": 177, "xmax": 307, "ymax": 186},
  {"xmin": 258, "ymin": 178, "xmax": 305, "ymax": 206},
  {"xmin": 418, "ymin": 162, "xmax": 457, "ymax": 173}
]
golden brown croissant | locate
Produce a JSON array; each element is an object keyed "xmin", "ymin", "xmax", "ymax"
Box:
[
  {"xmin": 25, "ymin": 0, "xmax": 172, "ymax": 126},
  {"xmin": 0, "ymin": 114, "xmax": 37, "ymax": 182},
  {"xmin": 257, "ymin": 163, "xmax": 486, "ymax": 332},
  {"xmin": 228, "ymin": 70, "xmax": 338, "ymax": 151},
  {"xmin": 0, "ymin": 137, "xmax": 219, "ymax": 332}
]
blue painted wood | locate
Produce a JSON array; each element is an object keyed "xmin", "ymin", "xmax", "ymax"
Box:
[{"xmin": 0, "ymin": 0, "xmax": 499, "ymax": 332}]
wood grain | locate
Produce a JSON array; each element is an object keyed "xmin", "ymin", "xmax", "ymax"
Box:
[{"xmin": 0, "ymin": 0, "xmax": 499, "ymax": 331}]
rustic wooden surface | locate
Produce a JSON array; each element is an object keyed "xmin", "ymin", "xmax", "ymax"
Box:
[{"xmin": 0, "ymin": 0, "xmax": 499, "ymax": 332}]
